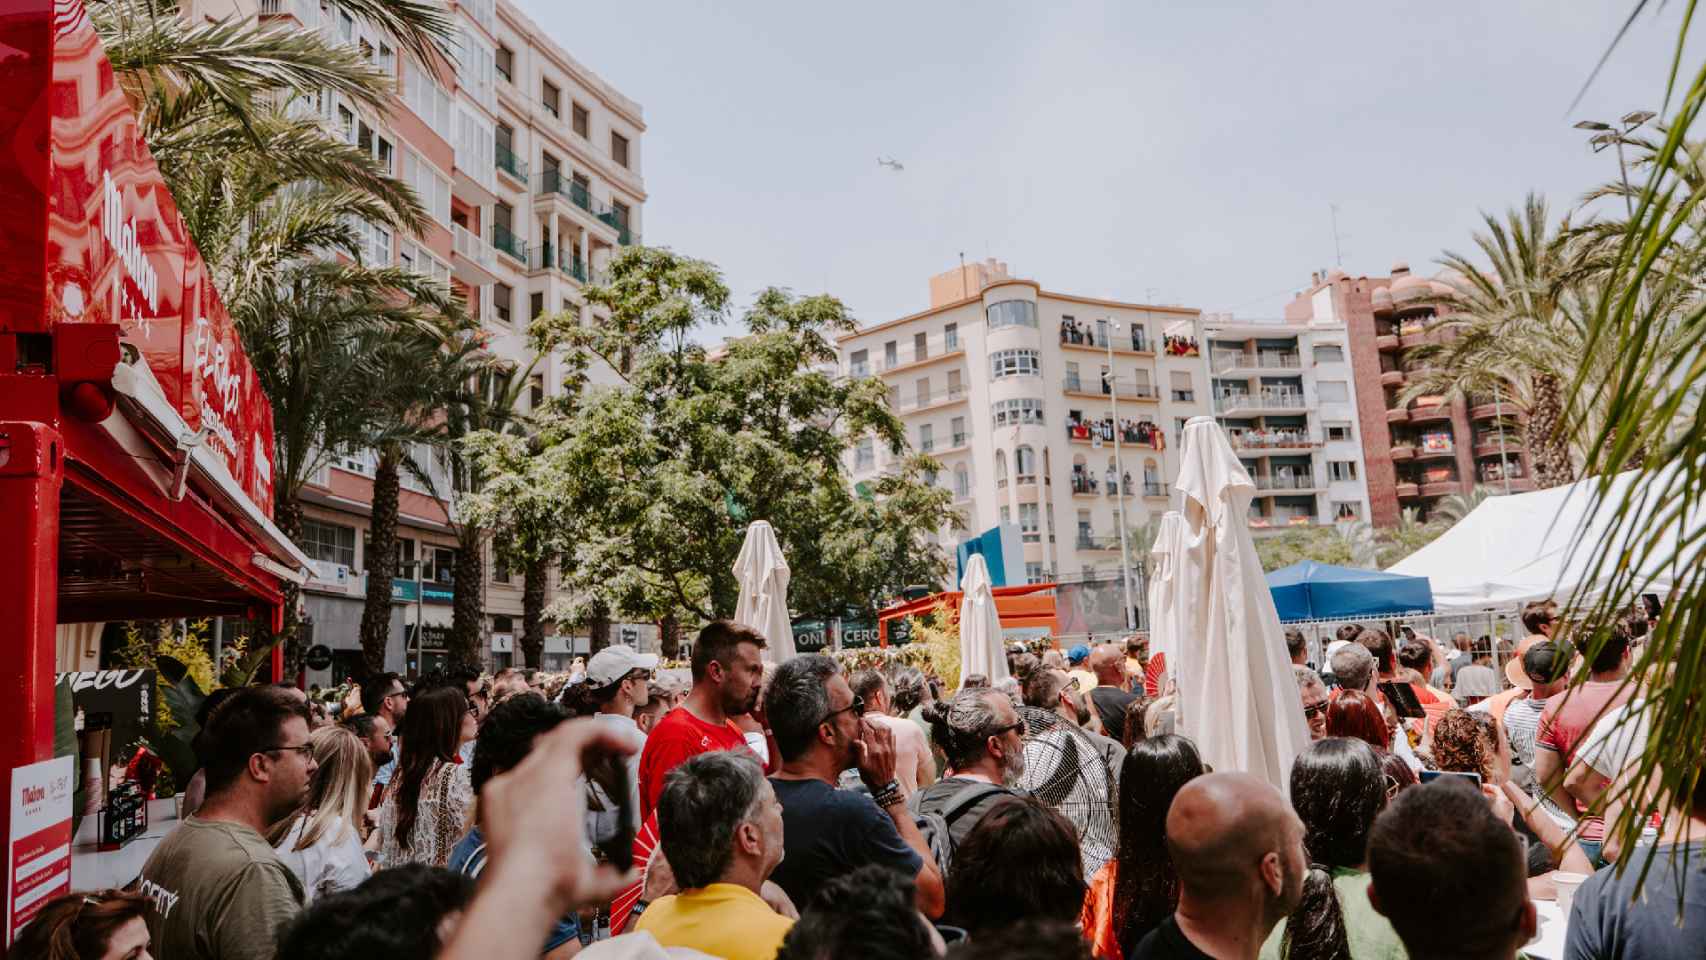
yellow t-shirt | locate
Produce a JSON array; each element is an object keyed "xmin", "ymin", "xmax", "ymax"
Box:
[{"xmin": 635, "ymin": 883, "xmax": 794, "ymax": 960}]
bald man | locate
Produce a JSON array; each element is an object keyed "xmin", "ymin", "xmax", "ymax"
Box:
[
  {"xmin": 1130, "ymin": 772, "xmax": 1307, "ymax": 960},
  {"xmin": 1087, "ymin": 644, "xmax": 1138, "ymax": 741}
]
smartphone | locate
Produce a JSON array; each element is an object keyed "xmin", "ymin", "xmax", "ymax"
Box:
[
  {"xmin": 1378, "ymin": 681, "xmax": 1428, "ymax": 720},
  {"xmin": 1420, "ymin": 769, "xmax": 1483, "ymax": 788},
  {"xmin": 597, "ymin": 761, "xmax": 635, "ymax": 872}
]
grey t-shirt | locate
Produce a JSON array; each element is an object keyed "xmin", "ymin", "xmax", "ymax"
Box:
[
  {"xmin": 1565, "ymin": 841, "xmax": 1706, "ymax": 960},
  {"xmin": 138, "ymin": 817, "xmax": 306, "ymax": 960}
]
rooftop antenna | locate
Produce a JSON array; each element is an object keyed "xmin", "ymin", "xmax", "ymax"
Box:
[
  {"xmin": 1330, "ymin": 202, "xmax": 1344, "ymax": 267},
  {"xmin": 959, "ymin": 251, "xmax": 967, "ymax": 299}
]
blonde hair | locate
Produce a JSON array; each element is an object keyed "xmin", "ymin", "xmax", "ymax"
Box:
[{"xmin": 269, "ymin": 724, "xmax": 374, "ymax": 850}]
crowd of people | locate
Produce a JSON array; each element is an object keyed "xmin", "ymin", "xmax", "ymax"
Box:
[
  {"xmin": 1066, "ymin": 414, "xmax": 1167, "ymax": 450},
  {"xmin": 21, "ymin": 600, "xmax": 1703, "ymax": 960}
]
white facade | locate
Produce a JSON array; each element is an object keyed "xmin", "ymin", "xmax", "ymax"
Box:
[
  {"xmin": 1201, "ymin": 315, "xmax": 1373, "ymax": 532},
  {"xmin": 838, "ymin": 265, "xmax": 1213, "ymax": 589}
]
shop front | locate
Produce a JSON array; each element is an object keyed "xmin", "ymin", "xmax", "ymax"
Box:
[{"xmin": 0, "ymin": 0, "xmax": 311, "ymax": 903}]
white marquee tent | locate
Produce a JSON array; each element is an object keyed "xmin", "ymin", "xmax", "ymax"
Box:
[{"xmin": 1388, "ymin": 467, "xmax": 1706, "ymax": 613}]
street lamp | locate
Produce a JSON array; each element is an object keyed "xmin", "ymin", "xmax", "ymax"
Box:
[
  {"xmin": 1575, "ymin": 111, "xmax": 1655, "ymax": 217},
  {"xmin": 1103, "ymin": 318, "xmax": 1136, "ymax": 631}
]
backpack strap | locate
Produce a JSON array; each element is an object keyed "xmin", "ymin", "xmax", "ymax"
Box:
[{"xmin": 937, "ymin": 782, "xmax": 1012, "ymax": 825}]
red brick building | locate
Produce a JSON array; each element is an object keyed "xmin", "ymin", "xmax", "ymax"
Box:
[{"xmin": 1285, "ymin": 264, "xmax": 1534, "ymax": 528}]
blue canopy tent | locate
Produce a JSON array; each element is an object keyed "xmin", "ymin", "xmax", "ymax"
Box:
[{"xmin": 1265, "ymin": 561, "xmax": 1434, "ymax": 623}]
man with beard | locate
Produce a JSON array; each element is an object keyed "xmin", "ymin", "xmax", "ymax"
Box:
[
  {"xmin": 638, "ymin": 620, "xmax": 771, "ymax": 819},
  {"xmin": 1131, "ymin": 773, "xmax": 1308, "ymax": 960},
  {"xmin": 343, "ymin": 713, "xmax": 394, "ymax": 771},
  {"xmin": 912, "ymin": 688, "xmax": 1027, "ymax": 847},
  {"xmin": 765, "ymin": 654, "xmax": 946, "ymax": 918},
  {"xmin": 137, "ymin": 687, "xmax": 317, "ymax": 960}
]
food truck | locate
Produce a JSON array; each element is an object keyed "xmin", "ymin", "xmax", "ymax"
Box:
[{"xmin": 0, "ymin": 0, "xmax": 312, "ymax": 919}]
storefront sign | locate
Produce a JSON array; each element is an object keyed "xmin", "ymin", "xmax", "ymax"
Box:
[
  {"xmin": 7, "ymin": 757, "xmax": 73, "ymax": 945},
  {"xmin": 407, "ymin": 624, "xmax": 453, "ymax": 651},
  {"xmin": 791, "ymin": 619, "xmax": 830, "ymax": 654},
  {"xmin": 422, "ymin": 582, "xmax": 454, "ymax": 604},
  {"xmin": 304, "ymin": 645, "xmax": 333, "ymax": 671}
]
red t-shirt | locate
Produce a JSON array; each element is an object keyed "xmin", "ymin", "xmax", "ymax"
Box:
[{"xmin": 637, "ymin": 706, "xmax": 753, "ymax": 820}]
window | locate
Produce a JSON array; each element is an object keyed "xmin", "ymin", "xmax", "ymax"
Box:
[
  {"xmin": 403, "ymin": 65, "xmax": 452, "ymax": 139},
  {"xmin": 1328, "ymin": 460, "xmax": 1358, "ymax": 482},
  {"xmin": 1064, "ymin": 361, "xmax": 1082, "ymax": 392},
  {"xmin": 1313, "ymin": 344, "xmax": 1345, "ymax": 364},
  {"xmin": 887, "ymin": 385, "xmax": 899, "ymax": 409},
  {"xmin": 1000, "ymin": 505, "xmax": 1011, "ymax": 526},
  {"xmin": 402, "ymin": 150, "xmax": 451, "ymax": 225},
  {"xmin": 530, "ymin": 292, "xmax": 544, "ymax": 319},
  {"xmin": 1170, "ymin": 370, "xmax": 1195, "ymax": 402},
  {"xmin": 947, "ymin": 369, "xmax": 963, "ymax": 397},
  {"xmin": 986, "ymin": 300, "xmax": 1037, "ymax": 329},
  {"xmin": 301, "ymin": 519, "xmax": 357, "ymax": 568},
  {"xmin": 944, "ymin": 323, "xmax": 959, "ymax": 350},
  {"xmin": 354, "ymin": 219, "xmax": 391, "ymax": 266},
  {"xmin": 495, "ymin": 44, "xmax": 512, "ymax": 82},
  {"xmin": 884, "ymin": 341, "xmax": 898, "ymax": 369},
  {"xmin": 995, "ymin": 451, "xmax": 1008, "ymax": 487},
  {"xmin": 1317, "ymin": 380, "xmax": 1350, "ymax": 403},
  {"xmin": 849, "ymin": 349, "xmax": 869, "ymax": 377},
  {"xmin": 611, "ymin": 200, "xmax": 631, "ymax": 230},
  {"xmin": 611, "ymin": 131, "xmax": 630, "ymax": 168},
  {"xmin": 494, "ymin": 283, "xmax": 513, "ymax": 325},
  {"xmin": 1325, "ymin": 422, "xmax": 1353, "ymax": 442},
  {"xmin": 1015, "ymin": 445, "xmax": 1037, "ymax": 483},
  {"xmin": 950, "ymin": 416, "xmax": 966, "ymax": 446},
  {"xmin": 914, "ymin": 331, "xmax": 928, "ymax": 362},
  {"xmin": 492, "ymin": 539, "xmax": 511, "ymax": 584},
  {"xmin": 919, "ymin": 424, "xmax": 934, "ymax": 452},
  {"xmin": 542, "ymin": 79, "xmax": 561, "ymax": 118},
  {"xmin": 1019, "ymin": 503, "xmax": 1040, "ymax": 541},
  {"xmin": 1026, "ymin": 562, "xmax": 1044, "ymax": 584},
  {"xmin": 422, "ymin": 545, "xmax": 457, "ymax": 585},
  {"xmin": 1333, "ymin": 501, "xmax": 1362, "ymax": 521},
  {"xmin": 915, "ymin": 377, "xmax": 930, "ymax": 406},
  {"xmin": 854, "ymin": 438, "xmax": 874, "ymax": 471},
  {"xmin": 363, "ymin": 534, "xmax": 414, "ymax": 575},
  {"xmin": 954, "ymin": 465, "xmax": 971, "ymax": 497},
  {"xmin": 529, "ymin": 374, "xmax": 546, "ymax": 410},
  {"xmin": 398, "ymin": 240, "xmax": 448, "ymax": 284},
  {"xmin": 572, "ymin": 102, "xmax": 590, "ymax": 138},
  {"xmin": 991, "ymin": 398, "xmax": 1045, "ymax": 427},
  {"xmin": 990, "ymin": 349, "xmax": 1042, "ymax": 378}
]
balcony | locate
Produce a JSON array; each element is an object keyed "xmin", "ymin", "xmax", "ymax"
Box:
[
  {"xmin": 1385, "ymin": 408, "xmax": 1410, "ymax": 425},
  {"xmin": 1379, "ymin": 369, "xmax": 1406, "ymax": 387},
  {"xmin": 529, "ymin": 242, "xmax": 595, "ymax": 283},
  {"xmin": 1211, "ymin": 350, "xmax": 1302, "ymax": 374},
  {"xmin": 1473, "ymin": 434, "xmax": 1521, "ymax": 458},
  {"xmin": 1070, "ymin": 473, "xmax": 1099, "ymax": 496},
  {"xmin": 491, "ymin": 223, "xmax": 528, "ymax": 264},
  {"xmin": 1389, "ymin": 443, "xmax": 1417, "ymax": 462},
  {"xmin": 451, "ymin": 223, "xmax": 498, "ymax": 285},
  {"xmin": 1422, "ymin": 480, "xmax": 1461, "ymax": 497},
  {"xmin": 1376, "ymin": 334, "xmax": 1401, "ymax": 353},
  {"xmin": 1144, "ymin": 481, "xmax": 1169, "ymax": 499},
  {"xmin": 1470, "ymin": 402, "xmax": 1525, "ymax": 421},
  {"xmin": 1409, "ymin": 402, "xmax": 1452, "ymax": 423},
  {"xmin": 895, "ymin": 386, "xmax": 967, "ymax": 413},
  {"xmin": 495, "ymin": 141, "xmax": 528, "ymax": 184},
  {"xmin": 1213, "ymin": 388, "xmax": 1307, "ymax": 415},
  {"xmin": 1059, "ymin": 326, "xmax": 1153, "ymax": 354},
  {"xmin": 878, "ymin": 337, "xmax": 967, "ymax": 373},
  {"xmin": 1066, "ymin": 420, "xmax": 1165, "ymax": 447},
  {"xmin": 1397, "ymin": 324, "xmax": 1433, "ymax": 349},
  {"xmin": 1415, "ymin": 437, "xmax": 1456, "ymax": 459},
  {"xmin": 535, "ymin": 170, "xmax": 637, "ymax": 244},
  {"xmin": 1229, "ymin": 429, "xmax": 1317, "ymax": 453},
  {"xmin": 1250, "ymin": 472, "xmax": 1321, "ymax": 492},
  {"xmin": 1395, "ymin": 482, "xmax": 1422, "ymax": 499},
  {"xmin": 1248, "ymin": 512, "xmax": 1322, "ymax": 531},
  {"xmin": 1076, "ymin": 534, "xmax": 1122, "ymax": 551},
  {"xmin": 1065, "ymin": 376, "xmax": 1159, "ymax": 401}
]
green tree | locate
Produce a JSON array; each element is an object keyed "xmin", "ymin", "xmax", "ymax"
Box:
[{"xmin": 1254, "ymin": 525, "xmax": 1359, "ymax": 573}]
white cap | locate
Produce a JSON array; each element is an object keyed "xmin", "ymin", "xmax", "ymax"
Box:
[{"xmin": 586, "ymin": 645, "xmax": 659, "ymax": 687}]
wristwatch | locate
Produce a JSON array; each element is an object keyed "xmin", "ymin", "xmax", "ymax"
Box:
[{"xmin": 872, "ymin": 779, "xmax": 904, "ymax": 808}]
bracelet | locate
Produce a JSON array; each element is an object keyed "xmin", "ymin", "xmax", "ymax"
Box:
[{"xmin": 872, "ymin": 780, "xmax": 904, "ymax": 808}]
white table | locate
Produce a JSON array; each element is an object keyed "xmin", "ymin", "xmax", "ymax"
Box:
[
  {"xmin": 71, "ymin": 797, "xmax": 181, "ymax": 891},
  {"xmin": 1526, "ymin": 898, "xmax": 1569, "ymax": 960}
]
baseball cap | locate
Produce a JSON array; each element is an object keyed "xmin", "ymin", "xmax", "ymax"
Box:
[
  {"xmin": 586, "ymin": 645, "xmax": 659, "ymax": 687},
  {"xmin": 1067, "ymin": 644, "xmax": 1091, "ymax": 665},
  {"xmin": 1505, "ymin": 635, "xmax": 1543, "ymax": 690}
]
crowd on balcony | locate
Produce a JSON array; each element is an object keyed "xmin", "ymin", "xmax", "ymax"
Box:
[
  {"xmin": 1058, "ymin": 319, "xmax": 1150, "ymax": 352},
  {"xmin": 1228, "ymin": 427, "xmax": 1312, "ymax": 449},
  {"xmin": 1163, "ymin": 334, "xmax": 1200, "ymax": 357},
  {"xmin": 1069, "ymin": 465, "xmax": 1135, "ymax": 496},
  {"xmin": 1066, "ymin": 413, "xmax": 1166, "ymax": 449}
]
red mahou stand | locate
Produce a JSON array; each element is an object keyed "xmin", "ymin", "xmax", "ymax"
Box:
[{"xmin": 0, "ymin": 2, "xmax": 311, "ymax": 938}]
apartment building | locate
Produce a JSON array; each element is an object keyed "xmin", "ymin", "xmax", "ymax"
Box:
[
  {"xmin": 1285, "ymin": 265, "xmax": 1536, "ymax": 527},
  {"xmin": 837, "ymin": 260, "xmax": 1212, "ymax": 590},
  {"xmin": 1201, "ymin": 316, "xmax": 1373, "ymax": 532},
  {"xmin": 187, "ymin": 0, "xmax": 652, "ymax": 680}
]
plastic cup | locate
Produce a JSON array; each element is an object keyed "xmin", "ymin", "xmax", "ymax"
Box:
[{"xmin": 1553, "ymin": 871, "xmax": 1588, "ymax": 916}]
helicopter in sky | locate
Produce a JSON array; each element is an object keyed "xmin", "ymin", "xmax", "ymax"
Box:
[{"xmin": 877, "ymin": 156, "xmax": 904, "ymax": 171}]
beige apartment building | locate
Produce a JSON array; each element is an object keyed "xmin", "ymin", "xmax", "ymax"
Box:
[
  {"xmin": 838, "ymin": 261, "xmax": 1213, "ymax": 591},
  {"xmin": 185, "ymin": 0, "xmax": 651, "ymax": 679}
]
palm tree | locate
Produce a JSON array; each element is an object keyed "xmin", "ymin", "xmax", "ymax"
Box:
[
  {"xmin": 1404, "ymin": 196, "xmax": 1579, "ymax": 488},
  {"xmin": 1373, "ymin": 508, "xmax": 1441, "ymax": 569},
  {"xmin": 1432, "ymin": 486, "xmax": 1498, "ymax": 525}
]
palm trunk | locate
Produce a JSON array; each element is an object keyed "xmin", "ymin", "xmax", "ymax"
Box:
[
  {"xmin": 359, "ymin": 446, "xmax": 403, "ymax": 679},
  {"xmin": 271, "ymin": 492, "xmax": 305, "ymax": 682},
  {"xmin": 658, "ymin": 610, "xmax": 682, "ymax": 661},
  {"xmin": 451, "ymin": 527, "xmax": 486, "ymax": 668},
  {"xmin": 1527, "ymin": 374, "xmax": 1575, "ymax": 489},
  {"xmin": 521, "ymin": 554, "xmax": 548, "ymax": 669}
]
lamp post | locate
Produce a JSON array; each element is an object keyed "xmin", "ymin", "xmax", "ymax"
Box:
[
  {"xmin": 1104, "ymin": 318, "xmax": 1136, "ymax": 630},
  {"xmin": 1575, "ymin": 111, "xmax": 1656, "ymax": 217}
]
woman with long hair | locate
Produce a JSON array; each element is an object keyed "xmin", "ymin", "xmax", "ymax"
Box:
[
  {"xmin": 269, "ymin": 725, "xmax": 376, "ymax": 899},
  {"xmin": 13, "ymin": 890, "xmax": 151, "ymax": 960},
  {"xmin": 1261, "ymin": 738, "xmax": 1405, "ymax": 960},
  {"xmin": 1080, "ymin": 734, "xmax": 1205, "ymax": 960},
  {"xmin": 1324, "ymin": 689, "xmax": 1390, "ymax": 752},
  {"xmin": 375, "ymin": 685, "xmax": 476, "ymax": 868}
]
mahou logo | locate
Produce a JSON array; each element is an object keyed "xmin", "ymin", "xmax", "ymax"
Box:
[{"xmin": 102, "ymin": 170, "xmax": 161, "ymax": 315}]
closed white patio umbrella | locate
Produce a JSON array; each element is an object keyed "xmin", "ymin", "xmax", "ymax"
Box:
[
  {"xmin": 1146, "ymin": 510, "xmax": 1184, "ymax": 692},
  {"xmin": 1171, "ymin": 417, "xmax": 1311, "ymax": 794},
  {"xmin": 733, "ymin": 520, "xmax": 796, "ymax": 662},
  {"xmin": 958, "ymin": 553, "xmax": 1010, "ymax": 687}
]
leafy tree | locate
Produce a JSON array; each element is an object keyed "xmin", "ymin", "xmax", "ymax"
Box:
[
  {"xmin": 462, "ymin": 248, "xmax": 960, "ymax": 637},
  {"xmin": 1254, "ymin": 525, "xmax": 1359, "ymax": 573}
]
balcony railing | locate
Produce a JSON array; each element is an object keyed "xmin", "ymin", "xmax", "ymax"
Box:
[
  {"xmin": 951, "ymin": 432, "xmax": 967, "ymax": 447},
  {"xmin": 896, "ymin": 386, "xmax": 966, "ymax": 412},
  {"xmin": 1214, "ymin": 388, "xmax": 1307, "ymax": 413},
  {"xmin": 1145, "ymin": 482, "xmax": 1169, "ymax": 497},
  {"xmin": 920, "ymin": 438, "xmax": 935, "ymax": 453},
  {"xmin": 1066, "ymin": 420, "xmax": 1165, "ymax": 446},
  {"xmin": 491, "ymin": 223, "xmax": 527, "ymax": 263},
  {"xmin": 1076, "ymin": 533, "xmax": 1121, "ymax": 550},
  {"xmin": 1248, "ymin": 512, "xmax": 1321, "ymax": 529},
  {"xmin": 1229, "ymin": 430, "xmax": 1316, "ymax": 451},
  {"xmin": 538, "ymin": 169, "xmax": 638, "ymax": 245},
  {"xmin": 452, "ymin": 223, "xmax": 497, "ymax": 271},
  {"xmin": 1059, "ymin": 326, "xmax": 1151, "ymax": 352},
  {"xmin": 1211, "ymin": 350, "xmax": 1302, "ymax": 373},
  {"xmin": 1172, "ymin": 390, "xmax": 1195, "ymax": 403},
  {"xmin": 530, "ymin": 242, "xmax": 594, "ymax": 282},
  {"xmin": 849, "ymin": 362, "xmax": 871, "ymax": 378},
  {"xmin": 495, "ymin": 141, "xmax": 528, "ymax": 182},
  {"xmin": 1250, "ymin": 472, "xmax": 1320, "ymax": 491}
]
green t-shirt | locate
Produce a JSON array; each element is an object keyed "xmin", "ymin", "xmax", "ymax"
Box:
[
  {"xmin": 1259, "ymin": 867, "xmax": 1407, "ymax": 960},
  {"xmin": 137, "ymin": 817, "xmax": 307, "ymax": 960}
]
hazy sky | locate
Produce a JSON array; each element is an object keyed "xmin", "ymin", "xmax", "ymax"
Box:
[{"xmin": 520, "ymin": 1, "xmax": 1688, "ymax": 343}]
